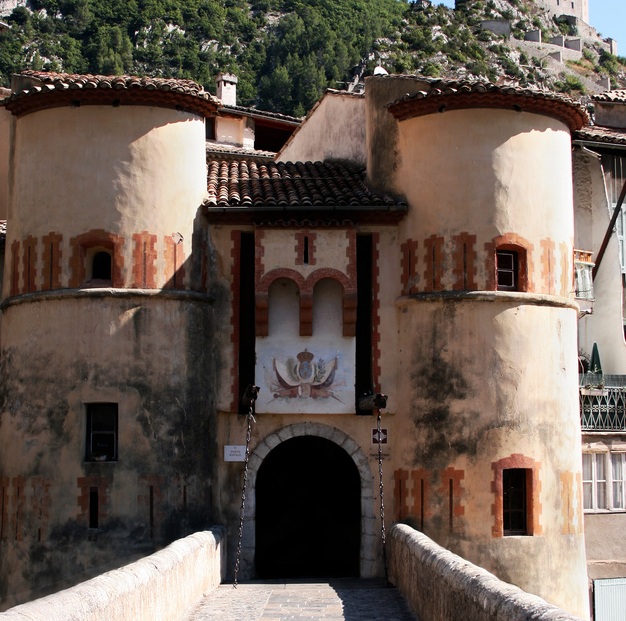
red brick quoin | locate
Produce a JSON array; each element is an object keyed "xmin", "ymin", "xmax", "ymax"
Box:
[
  {"xmin": 132, "ymin": 232, "xmax": 158, "ymax": 289},
  {"xmin": 41, "ymin": 232, "xmax": 63, "ymax": 291}
]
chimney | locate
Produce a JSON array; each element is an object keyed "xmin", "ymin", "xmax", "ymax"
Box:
[{"xmin": 216, "ymin": 72, "xmax": 238, "ymax": 107}]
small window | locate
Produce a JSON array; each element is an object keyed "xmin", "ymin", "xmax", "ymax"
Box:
[
  {"xmin": 86, "ymin": 403, "xmax": 118, "ymax": 462},
  {"xmin": 496, "ymin": 250, "xmax": 518, "ymax": 291},
  {"xmin": 206, "ymin": 118, "xmax": 216, "ymax": 140},
  {"xmin": 574, "ymin": 263, "xmax": 593, "ymax": 299},
  {"xmin": 574, "ymin": 250, "xmax": 594, "ymax": 300},
  {"xmin": 503, "ymin": 468, "xmax": 528, "ymax": 535},
  {"xmin": 92, "ymin": 251, "xmax": 112, "ymax": 281}
]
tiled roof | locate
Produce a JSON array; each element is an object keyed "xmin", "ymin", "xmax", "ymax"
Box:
[
  {"xmin": 204, "ymin": 158, "xmax": 407, "ymax": 222},
  {"xmin": 593, "ymin": 90, "xmax": 626, "ymax": 103},
  {"xmin": 206, "ymin": 142, "xmax": 275, "ymax": 159},
  {"xmin": 3, "ymin": 71, "xmax": 219, "ymax": 118},
  {"xmin": 220, "ymin": 104, "xmax": 301, "ymax": 126},
  {"xmin": 574, "ymin": 125, "xmax": 626, "ymax": 147},
  {"xmin": 387, "ymin": 78, "xmax": 589, "ymax": 132}
]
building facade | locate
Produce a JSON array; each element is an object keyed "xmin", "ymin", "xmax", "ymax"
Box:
[
  {"xmin": 573, "ymin": 90, "xmax": 626, "ymax": 613},
  {"xmin": 0, "ymin": 72, "xmax": 590, "ymax": 617}
]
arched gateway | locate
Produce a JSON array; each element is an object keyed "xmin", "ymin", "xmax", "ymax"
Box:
[{"xmin": 241, "ymin": 423, "xmax": 379, "ymax": 579}]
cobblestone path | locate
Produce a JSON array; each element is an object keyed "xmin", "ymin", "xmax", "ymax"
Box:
[{"xmin": 185, "ymin": 579, "xmax": 418, "ymax": 621}]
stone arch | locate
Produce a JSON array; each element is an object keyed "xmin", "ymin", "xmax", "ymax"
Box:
[{"xmin": 238, "ymin": 422, "xmax": 379, "ymax": 579}]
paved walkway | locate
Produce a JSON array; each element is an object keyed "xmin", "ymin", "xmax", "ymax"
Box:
[{"xmin": 185, "ymin": 579, "xmax": 418, "ymax": 621}]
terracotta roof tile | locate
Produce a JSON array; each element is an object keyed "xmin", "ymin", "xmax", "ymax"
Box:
[
  {"xmin": 3, "ymin": 70, "xmax": 219, "ymax": 118},
  {"xmin": 593, "ymin": 90, "xmax": 626, "ymax": 103},
  {"xmin": 574, "ymin": 125, "xmax": 626, "ymax": 147},
  {"xmin": 220, "ymin": 104, "xmax": 302, "ymax": 126},
  {"xmin": 206, "ymin": 142, "xmax": 275, "ymax": 159},
  {"xmin": 204, "ymin": 157, "xmax": 407, "ymax": 221},
  {"xmin": 387, "ymin": 77, "xmax": 589, "ymax": 132}
]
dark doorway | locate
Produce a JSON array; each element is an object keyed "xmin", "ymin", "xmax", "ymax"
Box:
[{"xmin": 255, "ymin": 436, "xmax": 361, "ymax": 579}]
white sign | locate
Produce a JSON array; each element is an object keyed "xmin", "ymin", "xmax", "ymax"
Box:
[{"xmin": 224, "ymin": 445, "xmax": 247, "ymax": 462}]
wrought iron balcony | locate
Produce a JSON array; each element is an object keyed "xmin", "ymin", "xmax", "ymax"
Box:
[{"xmin": 580, "ymin": 374, "xmax": 626, "ymax": 432}]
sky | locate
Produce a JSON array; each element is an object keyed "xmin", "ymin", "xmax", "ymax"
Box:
[{"xmin": 436, "ymin": 0, "xmax": 626, "ymax": 55}]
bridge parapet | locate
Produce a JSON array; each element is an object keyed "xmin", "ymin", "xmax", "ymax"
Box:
[
  {"xmin": 0, "ymin": 527, "xmax": 226, "ymax": 621},
  {"xmin": 388, "ymin": 524, "xmax": 586, "ymax": 621}
]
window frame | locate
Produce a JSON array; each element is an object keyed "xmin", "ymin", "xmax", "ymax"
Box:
[
  {"xmin": 496, "ymin": 250, "xmax": 518, "ymax": 291},
  {"xmin": 502, "ymin": 468, "xmax": 530, "ymax": 536},
  {"xmin": 583, "ymin": 451, "xmax": 626, "ymax": 512},
  {"xmin": 85, "ymin": 403, "xmax": 118, "ymax": 462}
]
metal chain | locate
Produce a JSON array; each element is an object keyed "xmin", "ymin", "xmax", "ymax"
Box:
[
  {"xmin": 233, "ymin": 407, "xmax": 255, "ymax": 588},
  {"xmin": 377, "ymin": 407, "xmax": 387, "ymax": 580}
]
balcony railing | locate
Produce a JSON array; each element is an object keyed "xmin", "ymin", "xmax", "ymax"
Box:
[{"xmin": 580, "ymin": 374, "xmax": 626, "ymax": 431}]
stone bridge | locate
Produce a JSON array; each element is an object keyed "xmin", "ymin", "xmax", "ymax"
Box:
[{"xmin": 0, "ymin": 524, "xmax": 586, "ymax": 621}]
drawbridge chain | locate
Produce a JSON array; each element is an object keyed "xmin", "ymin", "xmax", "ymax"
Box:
[
  {"xmin": 377, "ymin": 406, "xmax": 387, "ymax": 580},
  {"xmin": 233, "ymin": 385, "xmax": 259, "ymax": 589}
]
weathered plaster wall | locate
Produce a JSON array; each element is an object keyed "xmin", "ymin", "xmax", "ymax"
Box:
[
  {"xmin": 0, "ymin": 294, "xmax": 218, "ymax": 609},
  {"xmin": 393, "ymin": 296, "xmax": 587, "ymax": 616},
  {"xmin": 386, "ymin": 104, "xmax": 587, "ymax": 616},
  {"xmin": 364, "ymin": 75, "xmax": 431, "ymax": 193},
  {"xmin": 4, "ymin": 105, "xmax": 207, "ymax": 296},
  {"xmin": 585, "ymin": 509, "xmax": 626, "ymax": 580},
  {"xmin": 0, "ymin": 103, "xmax": 11, "ymax": 221},
  {"xmin": 395, "ymin": 109, "xmax": 574, "ymax": 294},
  {"xmin": 0, "ymin": 528, "xmax": 226, "ymax": 621},
  {"xmin": 0, "ymin": 101, "xmax": 217, "ymax": 609},
  {"xmin": 216, "ymin": 116, "xmax": 251, "ymax": 148},
  {"xmin": 594, "ymin": 103, "xmax": 626, "ymax": 130},
  {"xmin": 388, "ymin": 523, "xmax": 587, "ymax": 621},
  {"xmin": 278, "ymin": 92, "xmax": 367, "ymax": 165},
  {"xmin": 573, "ymin": 148, "xmax": 626, "ymax": 372},
  {"xmin": 582, "ymin": 434, "xmax": 626, "ymax": 580}
]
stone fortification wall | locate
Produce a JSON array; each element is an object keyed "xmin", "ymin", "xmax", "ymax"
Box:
[
  {"xmin": 0, "ymin": 528, "xmax": 226, "ymax": 621},
  {"xmin": 388, "ymin": 524, "xmax": 588, "ymax": 621}
]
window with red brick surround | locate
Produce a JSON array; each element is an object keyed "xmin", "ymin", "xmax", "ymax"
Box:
[
  {"xmin": 77, "ymin": 476, "xmax": 110, "ymax": 527},
  {"xmin": 69, "ymin": 230, "xmax": 124, "ymax": 288},
  {"xmin": 295, "ymin": 231, "xmax": 317, "ymax": 266},
  {"xmin": 485, "ymin": 234, "xmax": 533, "ymax": 292},
  {"xmin": 491, "ymin": 454, "xmax": 542, "ymax": 537}
]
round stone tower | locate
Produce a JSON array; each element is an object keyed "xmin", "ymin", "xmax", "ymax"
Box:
[
  {"xmin": 368, "ymin": 76, "xmax": 589, "ymax": 616},
  {"xmin": 0, "ymin": 72, "xmax": 218, "ymax": 607}
]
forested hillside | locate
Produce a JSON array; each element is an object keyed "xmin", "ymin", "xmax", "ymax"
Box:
[{"xmin": 0, "ymin": 0, "xmax": 625, "ymax": 116}]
